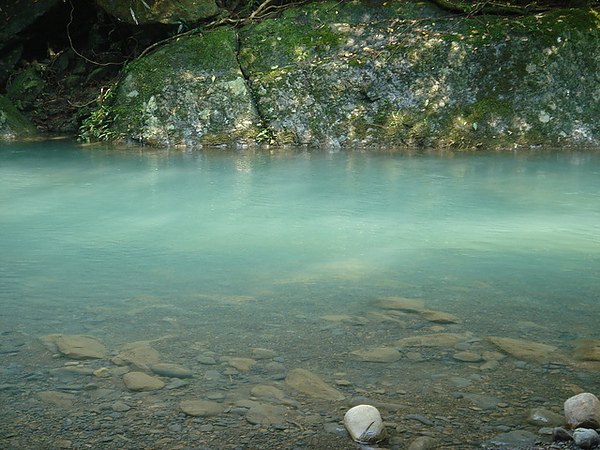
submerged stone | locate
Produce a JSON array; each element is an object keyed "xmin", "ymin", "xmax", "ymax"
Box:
[
  {"xmin": 285, "ymin": 368, "xmax": 345, "ymax": 401},
  {"xmin": 53, "ymin": 335, "xmax": 108, "ymax": 360},
  {"xmin": 486, "ymin": 336, "xmax": 563, "ymax": 363},
  {"xmin": 350, "ymin": 347, "xmax": 402, "ymax": 363}
]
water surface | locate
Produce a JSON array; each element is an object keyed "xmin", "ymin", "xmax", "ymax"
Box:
[{"xmin": 1, "ymin": 141, "xmax": 599, "ymax": 447}]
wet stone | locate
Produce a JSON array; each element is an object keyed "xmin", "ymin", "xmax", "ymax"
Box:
[{"xmin": 150, "ymin": 363, "xmax": 193, "ymax": 378}]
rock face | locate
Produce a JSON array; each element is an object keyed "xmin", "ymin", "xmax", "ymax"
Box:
[
  {"xmin": 285, "ymin": 368, "xmax": 345, "ymax": 401},
  {"xmin": 105, "ymin": 28, "xmax": 260, "ymax": 146},
  {"xmin": 343, "ymin": 404, "xmax": 386, "ymax": 444},
  {"xmin": 95, "ymin": 1, "xmax": 600, "ymax": 148},
  {"xmin": 564, "ymin": 393, "xmax": 600, "ymax": 429},
  {"xmin": 95, "ymin": 0, "xmax": 220, "ymax": 25}
]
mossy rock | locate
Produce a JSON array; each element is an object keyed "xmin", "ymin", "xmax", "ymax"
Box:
[
  {"xmin": 0, "ymin": 94, "xmax": 37, "ymax": 140},
  {"xmin": 105, "ymin": 28, "xmax": 261, "ymax": 146},
  {"xmin": 239, "ymin": 1, "xmax": 600, "ymax": 148}
]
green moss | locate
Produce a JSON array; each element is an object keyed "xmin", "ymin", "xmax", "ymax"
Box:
[{"xmin": 0, "ymin": 94, "xmax": 37, "ymax": 138}]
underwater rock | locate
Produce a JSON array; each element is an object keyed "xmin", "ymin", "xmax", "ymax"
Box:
[
  {"xmin": 150, "ymin": 363, "xmax": 193, "ymax": 379},
  {"xmin": 122, "ymin": 371, "xmax": 165, "ymax": 391},
  {"xmin": 407, "ymin": 436, "xmax": 438, "ymax": 450},
  {"xmin": 574, "ymin": 339, "xmax": 600, "ymax": 361},
  {"xmin": 452, "ymin": 351, "xmax": 482, "ymax": 362},
  {"xmin": 227, "ymin": 357, "xmax": 257, "ymax": 373},
  {"xmin": 418, "ymin": 310, "xmax": 461, "ymax": 324},
  {"xmin": 245, "ymin": 404, "xmax": 288, "ymax": 425},
  {"xmin": 486, "ymin": 336, "xmax": 563, "ymax": 363},
  {"xmin": 250, "ymin": 385, "xmax": 286, "ymax": 401},
  {"xmin": 527, "ymin": 408, "xmax": 566, "ymax": 427},
  {"xmin": 343, "ymin": 404, "xmax": 386, "ymax": 444},
  {"xmin": 349, "ymin": 347, "xmax": 402, "ymax": 363},
  {"xmin": 573, "ymin": 428, "xmax": 600, "ymax": 449},
  {"xmin": 112, "ymin": 345, "xmax": 161, "ymax": 371},
  {"xmin": 285, "ymin": 368, "xmax": 345, "ymax": 401},
  {"xmin": 564, "ymin": 393, "xmax": 600, "ymax": 429},
  {"xmin": 251, "ymin": 348, "xmax": 278, "ymax": 360},
  {"xmin": 373, "ymin": 297, "xmax": 425, "ymax": 312},
  {"xmin": 488, "ymin": 430, "xmax": 537, "ymax": 447},
  {"xmin": 397, "ymin": 332, "xmax": 473, "ymax": 348},
  {"xmin": 53, "ymin": 334, "xmax": 108, "ymax": 360},
  {"xmin": 178, "ymin": 399, "xmax": 224, "ymax": 417},
  {"xmin": 37, "ymin": 391, "xmax": 76, "ymax": 408}
]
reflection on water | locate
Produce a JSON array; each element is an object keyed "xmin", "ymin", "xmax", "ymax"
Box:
[{"xmin": 1, "ymin": 141, "xmax": 599, "ymax": 448}]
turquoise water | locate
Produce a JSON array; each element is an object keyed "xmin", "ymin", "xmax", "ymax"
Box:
[{"xmin": 1, "ymin": 141, "xmax": 599, "ymax": 345}]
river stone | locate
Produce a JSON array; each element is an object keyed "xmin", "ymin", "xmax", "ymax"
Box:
[
  {"xmin": 245, "ymin": 404, "xmax": 288, "ymax": 425},
  {"xmin": 38, "ymin": 391, "xmax": 76, "ymax": 408},
  {"xmin": 112, "ymin": 345, "xmax": 161, "ymax": 370},
  {"xmin": 55, "ymin": 335, "xmax": 108, "ymax": 360},
  {"xmin": 574, "ymin": 339, "xmax": 600, "ymax": 361},
  {"xmin": 228, "ymin": 357, "xmax": 257, "ymax": 373},
  {"xmin": 350, "ymin": 347, "xmax": 402, "ymax": 363},
  {"xmin": 397, "ymin": 332, "xmax": 473, "ymax": 348},
  {"xmin": 407, "ymin": 436, "xmax": 439, "ymax": 450},
  {"xmin": 372, "ymin": 297, "xmax": 425, "ymax": 312},
  {"xmin": 250, "ymin": 385, "xmax": 286, "ymax": 401},
  {"xmin": 573, "ymin": 428, "xmax": 600, "ymax": 449},
  {"xmin": 462, "ymin": 393, "xmax": 502, "ymax": 410},
  {"xmin": 343, "ymin": 404, "xmax": 386, "ymax": 444},
  {"xmin": 527, "ymin": 407, "xmax": 566, "ymax": 427},
  {"xmin": 453, "ymin": 351, "xmax": 483, "ymax": 362},
  {"xmin": 419, "ymin": 310, "xmax": 461, "ymax": 324},
  {"xmin": 122, "ymin": 372, "xmax": 165, "ymax": 391},
  {"xmin": 251, "ymin": 348, "xmax": 278, "ymax": 359},
  {"xmin": 179, "ymin": 399, "xmax": 224, "ymax": 417},
  {"xmin": 285, "ymin": 368, "xmax": 345, "ymax": 401},
  {"xmin": 564, "ymin": 393, "xmax": 600, "ymax": 429},
  {"xmin": 489, "ymin": 430, "xmax": 537, "ymax": 447},
  {"xmin": 150, "ymin": 363, "xmax": 193, "ymax": 378},
  {"xmin": 486, "ymin": 336, "xmax": 562, "ymax": 363}
]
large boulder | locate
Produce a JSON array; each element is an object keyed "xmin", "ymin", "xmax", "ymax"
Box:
[
  {"xmin": 93, "ymin": 0, "xmax": 600, "ymax": 148},
  {"xmin": 238, "ymin": 1, "xmax": 600, "ymax": 148},
  {"xmin": 95, "ymin": 0, "xmax": 220, "ymax": 25},
  {"xmin": 103, "ymin": 28, "xmax": 261, "ymax": 146}
]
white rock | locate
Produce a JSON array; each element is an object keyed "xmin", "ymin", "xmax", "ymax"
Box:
[
  {"xmin": 343, "ymin": 404, "xmax": 386, "ymax": 444},
  {"xmin": 564, "ymin": 392, "xmax": 600, "ymax": 429}
]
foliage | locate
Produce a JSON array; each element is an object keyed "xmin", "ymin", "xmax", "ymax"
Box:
[{"xmin": 78, "ymin": 87, "xmax": 119, "ymax": 142}]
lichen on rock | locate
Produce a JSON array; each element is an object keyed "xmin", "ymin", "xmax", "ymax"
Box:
[
  {"xmin": 96, "ymin": 0, "xmax": 600, "ymax": 148},
  {"xmin": 107, "ymin": 28, "xmax": 261, "ymax": 146}
]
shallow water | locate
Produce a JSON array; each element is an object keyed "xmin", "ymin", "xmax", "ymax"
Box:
[{"xmin": 1, "ymin": 141, "xmax": 600, "ymax": 448}]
